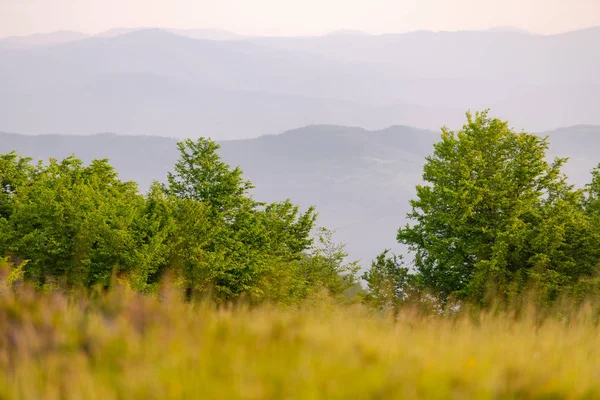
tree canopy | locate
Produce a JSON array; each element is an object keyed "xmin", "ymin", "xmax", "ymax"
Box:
[
  {"xmin": 396, "ymin": 111, "xmax": 600, "ymax": 303},
  {"xmin": 0, "ymin": 139, "xmax": 359, "ymax": 303},
  {"xmin": 3, "ymin": 112, "xmax": 600, "ymax": 307}
]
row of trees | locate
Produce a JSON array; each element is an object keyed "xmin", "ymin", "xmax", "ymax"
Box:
[
  {"xmin": 0, "ymin": 138, "xmax": 359, "ymax": 303},
  {"xmin": 364, "ymin": 111, "xmax": 600, "ymax": 307},
  {"xmin": 3, "ymin": 110, "xmax": 600, "ymax": 307}
]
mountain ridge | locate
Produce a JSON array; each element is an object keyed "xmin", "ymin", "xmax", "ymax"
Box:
[
  {"xmin": 1, "ymin": 26, "xmax": 599, "ymax": 139},
  {"xmin": 4, "ymin": 25, "xmax": 599, "ymax": 43}
]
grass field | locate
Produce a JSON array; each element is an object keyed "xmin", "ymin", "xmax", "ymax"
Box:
[{"xmin": 2, "ymin": 280, "xmax": 600, "ymax": 399}]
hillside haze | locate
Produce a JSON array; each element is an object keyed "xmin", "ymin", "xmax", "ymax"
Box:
[
  {"xmin": 2, "ymin": 124, "xmax": 598, "ymax": 266},
  {"xmin": 1, "ymin": 27, "xmax": 599, "ymax": 138}
]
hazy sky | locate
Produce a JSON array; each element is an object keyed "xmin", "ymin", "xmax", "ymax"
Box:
[{"xmin": 1, "ymin": 0, "xmax": 599, "ymax": 37}]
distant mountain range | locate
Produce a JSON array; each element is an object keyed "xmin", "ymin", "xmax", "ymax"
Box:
[
  {"xmin": 0, "ymin": 26, "xmax": 540, "ymax": 45},
  {"xmin": 0, "ymin": 28, "xmax": 242, "ymax": 47},
  {"xmin": 2, "ymin": 124, "xmax": 598, "ymax": 267},
  {"xmin": 1, "ymin": 27, "xmax": 598, "ymax": 138},
  {"xmin": 0, "ymin": 30, "xmax": 90, "ymax": 48}
]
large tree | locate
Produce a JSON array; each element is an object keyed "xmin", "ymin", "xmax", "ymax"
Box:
[
  {"xmin": 164, "ymin": 138, "xmax": 319, "ymax": 301},
  {"xmin": 397, "ymin": 111, "xmax": 600, "ymax": 302}
]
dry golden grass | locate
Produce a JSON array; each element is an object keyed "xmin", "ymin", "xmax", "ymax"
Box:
[{"xmin": 1, "ymin": 281, "xmax": 600, "ymax": 399}]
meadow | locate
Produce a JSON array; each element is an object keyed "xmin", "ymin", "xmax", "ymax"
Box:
[{"xmin": 2, "ymin": 273, "xmax": 600, "ymax": 400}]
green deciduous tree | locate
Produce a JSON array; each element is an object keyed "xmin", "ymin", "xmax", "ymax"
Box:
[
  {"xmin": 0, "ymin": 152, "xmax": 34, "ymax": 256},
  {"xmin": 297, "ymin": 227, "xmax": 360, "ymax": 297},
  {"xmin": 127, "ymin": 182, "xmax": 178, "ymax": 293},
  {"xmin": 165, "ymin": 138, "xmax": 254, "ymax": 217},
  {"xmin": 362, "ymin": 250, "xmax": 411, "ymax": 309},
  {"xmin": 164, "ymin": 138, "xmax": 320, "ymax": 302},
  {"xmin": 397, "ymin": 110, "xmax": 600, "ymax": 303},
  {"xmin": 7, "ymin": 157, "xmax": 144, "ymax": 288},
  {"xmin": 0, "ymin": 138, "xmax": 356, "ymax": 304}
]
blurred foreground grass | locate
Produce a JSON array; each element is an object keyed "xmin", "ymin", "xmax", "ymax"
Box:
[{"xmin": 2, "ymin": 280, "xmax": 600, "ymax": 399}]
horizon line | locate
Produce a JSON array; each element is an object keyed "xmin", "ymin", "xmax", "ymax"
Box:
[{"xmin": 2, "ymin": 24, "xmax": 600, "ymax": 41}]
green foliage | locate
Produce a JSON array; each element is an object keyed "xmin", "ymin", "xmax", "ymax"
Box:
[
  {"xmin": 0, "ymin": 257, "xmax": 26, "ymax": 287},
  {"xmin": 127, "ymin": 182, "xmax": 178, "ymax": 293},
  {"xmin": 298, "ymin": 227, "xmax": 360, "ymax": 297},
  {"xmin": 5, "ymin": 113, "xmax": 599, "ymax": 308},
  {"xmin": 0, "ymin": 152, "xmax": 34, "ymax": 256},
  {"xmin": 164, "ymin": 138, "xmax": 322, "ymax": 302},
  {"xmin": 165, "ymin": 138, "xmax": 254, "ymax": 216},
  {"xmin": 362, "ymin": 250, "xmax": 411, "ymax": 309},
  {"xmin": 0, "ymin": 152, "xmax": 33, "ymax": 218},
  {"xmin": 397, "ymin": 110, "xmax": 600, "ymax": 303},
  {"xmin": 6, "ymin": 157, "xmax": 144, "ymax": 287},
  {"xmin": 0, "ymin": 137, "xmax": 356, "ymax": 304},
  {"xmin": 586, "ymin": 164, "xmax": 600, "ymax": 218}
]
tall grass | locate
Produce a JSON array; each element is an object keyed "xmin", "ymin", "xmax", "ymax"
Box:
[{"xmin": 2, "ymin": 276, "xmax": 600, "ymax": 399}]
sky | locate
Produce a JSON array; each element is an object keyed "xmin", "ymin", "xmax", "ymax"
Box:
[{"xmin": 1, "ymin": 0, "xmax": 599, "ymax": 38}]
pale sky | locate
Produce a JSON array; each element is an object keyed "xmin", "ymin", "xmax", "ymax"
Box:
[{"xmin": 1, "ymin": 0, "xmax": 599, "ymax": 38}]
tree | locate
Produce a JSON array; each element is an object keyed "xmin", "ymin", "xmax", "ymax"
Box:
[
  {"xmin": 397, "ymin": 110, "xmax": 600, "ymax": 303},
  {"xmin": 7, "ymin": 156, "xmax": 144, "ymax": 288},
  {"xmin": 127, "ymin": 182, "xmax": 178, "ymax": 293},
  {"xmin": 362, "ymin": 250, "xmax": 411, "ymax": 309},
  {"xmin": 165, "ymin": 138, "xmax": 254, "ymax": 217},
  {"xmin": 164, "ymin": 138, "xmax": 319, "ymax": 302},
  {"xmin": 297, "ymin": 227, "xmax": 360, "ymax": 297},
  {"xmin": 0, "ymin": 140, "xmax": 350, "ymax": 305},
  {"xmin": 258, "ymin": 200, "xmax": 317, "ymax": 260}
]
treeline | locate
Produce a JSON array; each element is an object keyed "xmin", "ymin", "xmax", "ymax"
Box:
[
  {"xmin": 0, "ymin": 138, "xmax": 359, "ymax": 303},
  {"xmin": 2, "ymin": 111, "xmax": 600, "ymax": 308},
  {"xmin": 364, "ymin": 111, "xmax": 600, "ymax": 308}
]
